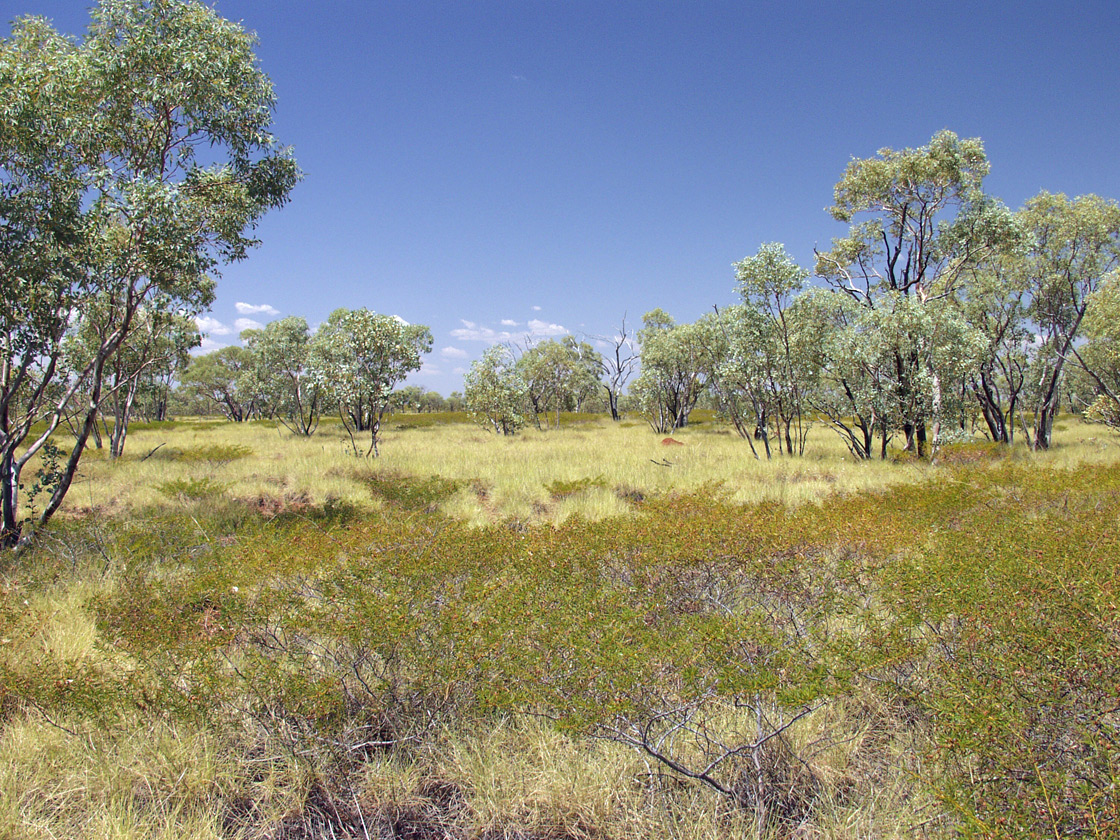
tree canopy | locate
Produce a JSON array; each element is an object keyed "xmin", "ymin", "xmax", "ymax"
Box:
[{"xmin": 309, "ymin": 309, "xmax": 432, "ymax": 456}]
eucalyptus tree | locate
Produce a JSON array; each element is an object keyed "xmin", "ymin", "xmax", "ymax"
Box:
[
  {"xmin": 631, "ymin": 310, "xmax": 711, "ymax": 434},
  {"xmin": 702, "ymin": 306, "xmax": 769, "ymax": 458},
  {"xmin": 1017, "ymin": 192, "xmax": 1120, "ymax": 449},
  {"xmin": 731, "ymin": 243, "xmax": 812, "ymax": 455},
  {"xmin": 178, "ymin": 346, "xmax": 254, "ymax": 421},
  {"xmin": 959, "ymin": 255, "xmax": 1032, "ymax": 444},
  {"xmin": 0, "ymin": 0, "xmax": 299, "ymax": 546},
  {"xmin": 464, "ymin": 345, "xmax": 527, "ymax": 435},
  {"xmin": 389, "ymin": 385, "xmax": 425, "ymax": 413},
  {"xmin": 308, "ymin": 309, "xmax": 432, "ymax": 456},
  {"xmin": 419, "ymin": 391, "xmax": 448, "ymax": 413},
  {"xmin": 242, "ymin": 316, "xmax": 320, "ymax": 436},
  {"xmin": 517, "ymin": 336, "xmax": 603, "ymax": 429},
  {"xmin": 1077, "ymin": 271, "xmax": 1120, "ymax": 429},
  {"xmin": 794, "ymin": 290, "xmax": 883, "ymax": 459},
  {"xmin": 65, "ymin": 304, "xmax": 199, "ymax": 456},
  {"xmin": 133, "ymin": 319, "xmax": 196, "ymax": 423},
  {"xmin": 814, "ymin": 130, "xmax": 1018, "ymax": 455}
]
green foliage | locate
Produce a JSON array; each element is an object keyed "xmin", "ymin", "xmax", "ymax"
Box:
[
  {"xmin": 241, "ymin": 316, "xmax": 321, "ymax": 435},
  {"xmin": 631, "ymin": 310, "xmax": 712, "ymax": 433},
  {"xmin": 1018, "ymin": 192, "xmax": 1120, "ymax": 448},
  {"xmin": 1084, "ymin": 395, "xmax": 1120, "ymax": 430},
  {"xmin": 308, "ymin": 308, "xmax": 432, "ymax": 456},
  {"xmin": 464, "ymin": 345, "xmax": 528, "ymax": 435},
  {"xmin": 5, "ymin": 443, "xmax": 1119, "ymax": 835},
  {"xmin": 178, "ymin": 346, "xmax": 256, "ymax": 421},
  {"xmin": 811, "ymin": 131, "xmax": 1022, "ymax": 458},
  {"xmin": 18, "ymin": 439, "xmax": 66, "ymax": 526},
  {"xmin": 879, "ymin": 463, "xmax": 1120, "ymax": 836},
  {"xmin": 517, "ymin": 337, "xmax": 603, "ymax": 428}
]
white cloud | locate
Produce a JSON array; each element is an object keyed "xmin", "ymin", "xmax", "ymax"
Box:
[
  {"xmin": 452, "ymin": 366, "xmax": 467, "ymax": 376},
  {"xmin": 450, "ymin": 317, "xmax": 569, "ymax": 344},
  {"xmin": 527, "ymin": 318, "xmax": 567, "ymax": 337},
  {"xmin": 531, "ymin": 305, "xmax": 542, "ymax": 311},
  {"xmin": 195, "ymin": 315, "xmax": 231, "ymax": 336},
  {"xmin": 450, "ymin": 323, "xmax": 509, "ymax": 343},
  {"xmin": 195, "ymin": 336, "xmax": 229, "ymax": 354},
  {"xmin": 441, "ymin": 346, "xmax": 469, "ymax": 359},
  {"xmin": 234, "ymin": 317, "xmax": 264, "ymax": 333},
  {"xmin": 500, "ymin": 319, "xmax": 519, "ymax": 327},
  {"xmin": 234, "ymin": 302, "xmax": 280, "ymax": 316}
]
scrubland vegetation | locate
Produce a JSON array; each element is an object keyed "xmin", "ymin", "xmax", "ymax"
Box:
[
  {"xmin": 5, "ymin": 2, "xmax": 1120, "ymax": 837},
  {"xmin": 2, "ymin": 413, "xmax": 1118, "ymax": 839}
]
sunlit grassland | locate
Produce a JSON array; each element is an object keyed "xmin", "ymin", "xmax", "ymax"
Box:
[{"xmin": 57, "ymin": 410, "xmax": 1120, "ymax": 527}]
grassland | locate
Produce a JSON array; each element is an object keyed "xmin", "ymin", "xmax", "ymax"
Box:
[{"xmin": 2, "ymin": 413, "xmax": 1119, "ymax": 839}]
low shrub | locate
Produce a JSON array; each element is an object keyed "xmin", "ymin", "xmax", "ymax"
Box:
[
  {"xmin": 931, "ymin": 441, "xmax": 1011, "ymax": 465},
  {"xmin": 368, "ymin": 471, "xmax": 462, "ymax": 511},
  {"xmin": 157, "ymin": 477, "xmax": 229, "ymax": 500},
  {"xmin": 544, "ymin": 476, "xmax": 606, "ymax": 499},
  {"xmin": 169, "ymin": 443, "xmax": 254, "ymax": 465}
]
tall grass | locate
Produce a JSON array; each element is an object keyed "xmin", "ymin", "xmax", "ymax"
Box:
[{"xmin": 57, "ymin": 412, "xmax": 1111, "ymax": 527}]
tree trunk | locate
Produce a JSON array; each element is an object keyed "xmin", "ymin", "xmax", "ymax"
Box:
[{"xmin": 1, "ymin": 450, "xmax": 18, "ymax": 548}]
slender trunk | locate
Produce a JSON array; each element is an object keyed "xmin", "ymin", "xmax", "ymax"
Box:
[
  {"xmin": 1005, "ymin": 393, "xmax": 1018, "ymax": 444},
  {"xmin": 36, "ymin": 358, "xmax": 109, "ymax": 535},
  {"xmin": 1, "ymin": 449, "xmax": 18, "ymax": 548},
  {"xmin": 1034, "ymin": 311, "xmax": 1088, "ymax": 449},
  {"xmin": 973, "ymin": 372, "xmax": 1009, "ymax": 443},
  {"xmin": 930, "ymin": 370, "xmax": 943, "ymax": 449},
  {"xmin": 606, "ymin": 388, "xmax": 620, "ymax": 421}
]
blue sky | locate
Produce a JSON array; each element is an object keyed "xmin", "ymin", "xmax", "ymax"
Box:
[{"xmin": 11, "ymin": 1, "xmax": 1120, "ymax": 395}]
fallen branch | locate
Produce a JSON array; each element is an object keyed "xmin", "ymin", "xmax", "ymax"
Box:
[{"xmin": 139, "ymin": 442, "xmax": 167, "ymax": 462}]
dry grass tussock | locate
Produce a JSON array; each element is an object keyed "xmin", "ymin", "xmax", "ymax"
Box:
[{"xmin": 0, "ymin": 704, "xmax": 935, "ymax": 840}]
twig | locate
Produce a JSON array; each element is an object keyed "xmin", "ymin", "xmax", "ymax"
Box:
[
  {"xmin": 26, "ymin": 696, "xmax": 82, "ymax": 738},
  {"xmin": 139, "ymin": 442, "xmax": 166, "ymax": 462}
]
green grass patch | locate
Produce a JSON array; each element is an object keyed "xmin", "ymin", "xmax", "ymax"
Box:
[
  {"xmin": 166, "ymin": 443, "xmax": 254, "ymax": 465},
  {"xmin": 544, "ymin": 475, "xmax": 607, "ymax": 499},
  {"xmin": 367, "ymin": 470, "xmax": 463, "ymax": 511},
  {"xmin": 156, "ymin": 477, "xmax": 229, "ymax": 500}
]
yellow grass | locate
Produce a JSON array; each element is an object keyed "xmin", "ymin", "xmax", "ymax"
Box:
[{"xmin": 55, "ymin": 412, "xmax": 1119, "ymax": 528}]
